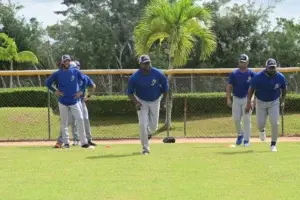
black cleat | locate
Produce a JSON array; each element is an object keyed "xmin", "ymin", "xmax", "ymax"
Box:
[
  {"xmin": 81, "ymin": 144, "xmax": 95, "ymax": 149},
  {"xmin": 88, "ymin": 140, "xmax": 97, "ymax": 146},
  {"xmin": 64, "ymin": 144, "xmax": 70, "ymax": 148}
]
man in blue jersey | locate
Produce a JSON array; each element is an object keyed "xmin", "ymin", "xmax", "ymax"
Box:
[
  {"xmin": 226, "ymin": 54, "xmax": 256, "ymax": 146},
  {"xmin": 245, "ymin": 58, "xmax": 287, "ymax": 152},
  {"xmin": 46, "ymin": 55, "xmax": 93, "ymax": 149},
  {"xmin": 127, "ymin": 55, "xmax": 169, "ymax": 155},
  {"xmin": 54, "ymin": 61, "xmax": 97, "ymax": 147}
]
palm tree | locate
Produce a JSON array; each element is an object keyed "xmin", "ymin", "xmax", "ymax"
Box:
[
  {"xmin": 134, "ymin": 0, "xmax": 217, "ymax": 132},
  {"xmin": 0, "ymin": 33, "xmax": 39, "ymax": 88}
]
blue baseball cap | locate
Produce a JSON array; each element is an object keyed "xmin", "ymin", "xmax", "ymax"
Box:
[
  {"xmin": 239, "ymin": 54, "xmax": 249, "ymax": 63},
  {"xmin": 266, "ymin": 58, "xmax": 277, "ymax": 68},
  {"xmin": 139, "ymin": 55, "xmax": 151, "ymax": 64}
]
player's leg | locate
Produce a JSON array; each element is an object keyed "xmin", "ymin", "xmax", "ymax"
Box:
[
  {"xmin": 69, "ymin": 102, "xmax": 90, "ymax": 148},
  {"xmin": 242, "ymin": 97, "xmax": 252, "ymax": 146},
  {"xmin": 137, "ymin": 99, "xmax": 150, "ymax": 155},
  {"xmin": 268, "ymin": 99, "xmax": 280, "ymax": 152},
  {"xmin": 58, "ymin": 103, "xmax": 70, "ymax": 148},
  {"xmin": 148, "ymin": 98, "xmax": 161, "ymax": 139},
  {"xmin": 256, "ymin": 99, "xmax": 267, "ymax": 141},
  {"xmin": 68, "ymin": 110, "xmax": 78, "ymax": 145},
  {"xmin": 81, "ymin": 101, "xmax": 96, "ymax": 146},
  {"xmin": 232, "ymin": 96, "xmax": 243, "ymax": 145}
]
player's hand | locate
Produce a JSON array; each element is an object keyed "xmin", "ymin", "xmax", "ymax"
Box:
[
  {"xmin": 55, "ymin": 91, "xmax": 63, "ymax": 97},
  {"xmin": 135, "ymin": 102, "xmax": 142, "ymax": 111},
  {"xmin": 74, "ymin": 91, "xmax": 83, "ymax": 99},
  {"xmin": 226, "ymin": 99, "xmax": 232, "ymax": 108},
  {"xmin": 245, "ymin": 102, "xmax": 252, "ymax": 113}
]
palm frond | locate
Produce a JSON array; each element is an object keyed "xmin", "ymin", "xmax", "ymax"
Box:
[
  {"xmin": 0, "ymin": 47, "xmax": 12, "ymax": 61},
  {"xmin": 0, "ymin": 33, "xmax": 18, "ymax": 57},
  {"xmin": 143, "ymin": 0, "xmax": 174, "ymax": 25},
  {"xmin": 171, "ymin": 29, "xmax": 196, "ymax": 67},
  {"xmin": 16, "ymin": 51, "xmax": 39, "ymax": 64},
  {"xmin": 185, "ymin": 19, "xmax": 217, "ymax": 60},
  {"xmin": 134, "ymin": 18, "xmax": 171, "ymax": 55},
  {"xmin": 146, "ymin": 32, "xmax": 170, "ymax": 50}
]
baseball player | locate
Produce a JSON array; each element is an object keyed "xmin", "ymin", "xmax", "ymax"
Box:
[
  {"xmin": 226, "ymin": 54, "xmax": 256, "ymax": 146},
  {"xmin": 46, "ymin": 54, "xmax": 93, "ymax": 149},
  {"xmin": 54, "ymin": 61, "xmax": 97, "ymax": 147},
  {"xmin": 127, "ymin": 55, "xmax": 169, "ymax": 155},
  {"xmin": 245, "ymin": 58, "xmax": 287, "ymax": 152}
]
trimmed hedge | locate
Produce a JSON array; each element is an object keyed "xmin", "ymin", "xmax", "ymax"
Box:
[{"xmin": 1, "ymin": 88, "xmax": 300, "ymax": 117}]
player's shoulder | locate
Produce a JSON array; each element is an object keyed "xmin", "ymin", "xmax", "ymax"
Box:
[
  {"xmin": 151, "ymin": 67, "xmax": 165, "ymax": 76},
  {"xmin": 276, "ymin": 71, "xmax": 286, "ymax": 80}
]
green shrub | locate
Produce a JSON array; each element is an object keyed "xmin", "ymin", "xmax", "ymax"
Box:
[{"xmin": 1, "ymin": 88, "xmax": 300, "ymax": 117}]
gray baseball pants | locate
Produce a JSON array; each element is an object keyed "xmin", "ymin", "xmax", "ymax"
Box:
[
  {"xmin": 136, "ymin": 96, "xmax": 161, "ymax": 152},
  {"xmin": 255, "ymin": 98, "xmax": 280, "ymax": 142},
  {"xmin": 232, "ymin": 96, "xmax": 252, "ymax": 141},
  {"xmin": 58, "ymin": 101, "xmax": 88, "ymax": 146}
]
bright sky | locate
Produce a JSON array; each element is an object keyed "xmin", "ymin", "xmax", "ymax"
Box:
[{"xmin": 3, "ymin": 0, "xmax": 300, "ymax": 28}]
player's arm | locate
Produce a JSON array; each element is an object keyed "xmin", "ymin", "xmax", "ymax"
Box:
[
  {"xmin": 226, "ymin": 72, "xmax": 234, "ymax": 107},
  {"xmin": 86, "ymin": 76, "xmax": 96, "ymax": 98},
  {"xmin": 127, "ymin": 76, "xmax": 141, "ymax": 109},
  {"xmin": 46, "ymin": 72, "xmax": 62, "ymax": 96},
  {"xmin": 280, "ymin": 76, "xmax": 287, "ymax": 105},
  {"xmin": 160, "ymin": 72, "xmax": 169, "ymax": 106}
]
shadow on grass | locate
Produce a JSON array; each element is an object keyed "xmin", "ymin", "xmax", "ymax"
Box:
[
  {"xmin": 19, "ymin": 146, "xmax": 52, "ymax": 150},
  {"xmin": 216, "ymin": 150, "xmax": 254, "ymax": 155},
  {"xmin": 216, "ymin": 149, "xmax": 270, "ymax": 155},
  {"xmin": 86, "ymin": 152, "xmax": 141, "ymax": 159}
]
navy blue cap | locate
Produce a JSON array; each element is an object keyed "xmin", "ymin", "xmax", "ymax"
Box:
[
  {"xmin": 239, "ymin": 54, "xmax": 249, "ymax": 63},
  {"xmin": 266, "ymin": 58, "xmax": 277, "ymax": 67}
]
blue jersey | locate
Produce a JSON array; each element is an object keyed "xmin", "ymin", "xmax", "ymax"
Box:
[
  {"xmin": 80, "ymin": 75, "xmax": 95, "ymax": 99},
  {"xmin": 127, "ymin": 67, "xmax": 169, "ymax": 101},
  {"xmin": 228, "ymin": 69, "xmax": 256, "ymax": 98},
  {"xmin": 250, "ymin": 69, "xmax": 287, "ymax": 102},
  {"xmin": 46, "ymin": 68, "xmax": 87, "ymax": 106}
]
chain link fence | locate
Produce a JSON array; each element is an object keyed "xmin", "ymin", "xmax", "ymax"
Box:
[{"xmin": 0, "ymin": 70, "xmax": 300, "ymax": 141}]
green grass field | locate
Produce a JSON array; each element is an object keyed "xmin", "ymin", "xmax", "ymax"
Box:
[
  {"xmin": 1, "ymin": 142, "xmax": 300, "ymax": 199},
  {"xmin": 1, "ymin": 107, "xmax": 300, "ymax": 140}
]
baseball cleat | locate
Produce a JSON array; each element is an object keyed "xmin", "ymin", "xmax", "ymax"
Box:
[
  {"xmin": 81, "ymin": 144, "xmax": 95, "ymax": 149},
  {"xmin": 259, "ymin": 130, "xmax": 266, "ymax": 141},
  {"xmin": 88, "ymin": 140, "xmax": 97, "ymax": 146},
  {"xmin": 271, "ymin": 145, "xmax": 277, "ymax": 152},
  {"xmin": 72, "ymin": 140, "xmax": 79, "ymax": 146},
  {"xmin": 243, "ymin": 140, "xmax": 250, "ymax": 147},
  {"xmin": 64, "ymin": 144, "xmax": 70, "ymax": 149},
  {"xmin": 142, "ymin": 150, "xmax": 150, "ymax": 155},
  {"xmin": 54, "ymin": 142, "xmax": 62, "ymax": 148},
  {"xmin": 236, "ymin": 134, "xmax": 244, "ymax": 145}
]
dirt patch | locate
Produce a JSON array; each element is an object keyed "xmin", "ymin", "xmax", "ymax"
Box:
[{"xmin": 0, "ymin": 137, "xmax": 300, "ymax": 147}]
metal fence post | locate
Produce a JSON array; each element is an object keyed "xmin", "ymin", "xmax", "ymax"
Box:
[
  {"xmin": 184, "ymin": 97, "xmax": 187, "ymax": 137},
  {"xmin": 47, "ymin": 89, "xmax": 51, "ymax": 140}
]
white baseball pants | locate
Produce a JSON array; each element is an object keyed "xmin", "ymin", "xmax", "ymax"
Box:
[{"xmin": 232, "ymin": 96, "xmax": 252, "ymax": 141}]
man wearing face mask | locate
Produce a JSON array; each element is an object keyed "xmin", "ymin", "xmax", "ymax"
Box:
[
  {"xmin": 245, "ymin": 58, "xmax": 287, "ymax": 152},
  {"xmin": 46, "ymin": 54, "xmax": 94, "ymax": 149},
  {"xmin": 226, "ymin": 54, "xmax": 256, "ymax": 146},
  {"xmin": 127, "ymin": 55, "xmax": 169, "ymax": 155}
]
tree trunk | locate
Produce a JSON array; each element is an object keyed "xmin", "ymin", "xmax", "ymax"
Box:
[
  {"xmin": 16, "ymin": 76, "xmax": 22, "ymax": 87},
  {"xmin": 34, "ymin": 65, "xmax": 42, "ymax": 87},
  {"xmin": 164, "ymin": 54, "xmax": 174, "ymax": 131},
  {"xmin": 10, "ymin": 61, "xmax": 13, "ymax": 88},
  {"xmin": 0, "ymin": 76, "xmax": 6, "ymax": 88}
]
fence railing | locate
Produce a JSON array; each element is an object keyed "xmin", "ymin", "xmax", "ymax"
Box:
[{"xmin": 0, "ymin": 68, "xmax": 300, "ymax": 141}]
